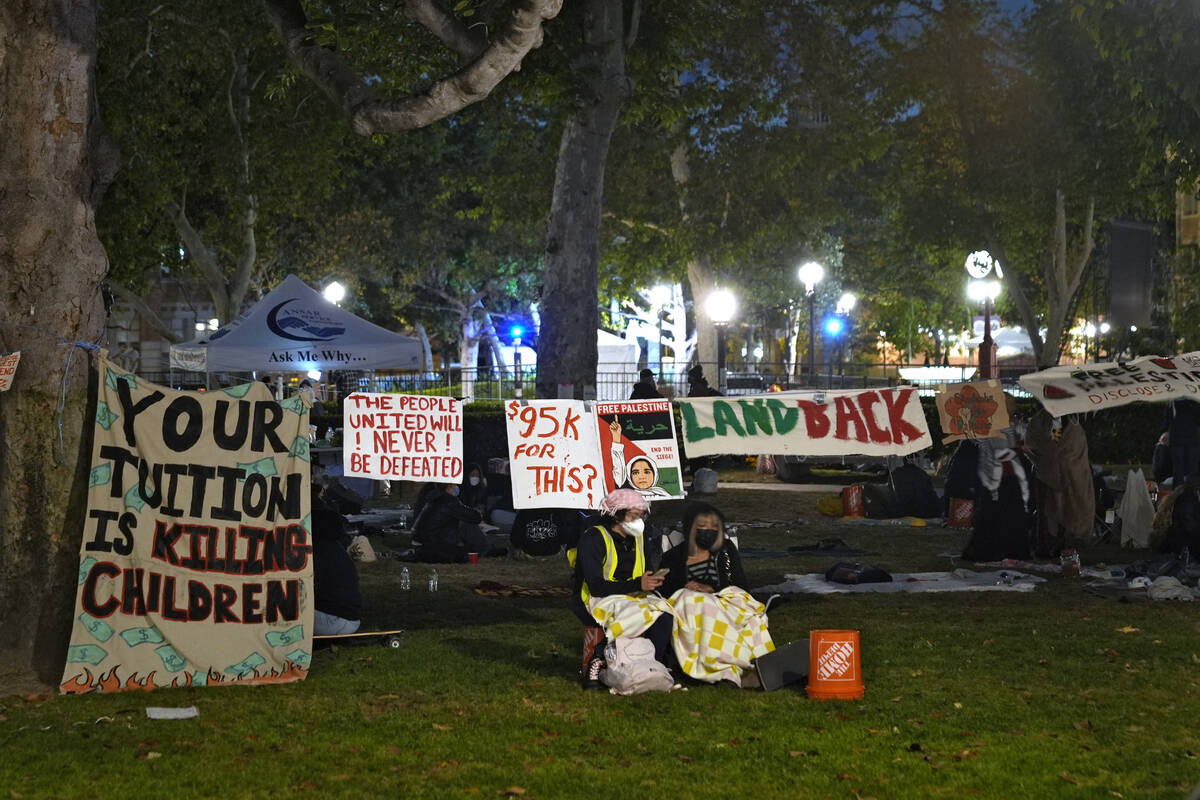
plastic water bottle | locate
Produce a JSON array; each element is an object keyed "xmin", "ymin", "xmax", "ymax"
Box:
[
  {"xmin": 428, "ymin": 568, "xmax": 438, "ymax": 592},
  {"xmin": 400, "ymin": 567, "xmax": 410, "ymax": 591}
]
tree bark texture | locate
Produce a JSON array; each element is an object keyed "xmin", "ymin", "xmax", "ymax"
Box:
[
  {"xmin": 535, "ymin": 0, "xmax": 629, "ymax": 400},
  {"xmin": 0, "ymin": 0, "xmax": 114, "ymax": 693}
]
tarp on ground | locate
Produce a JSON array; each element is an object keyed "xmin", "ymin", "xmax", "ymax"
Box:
[
  {"xmin": 1018, "ymin": 352, "xmax": 1200, "ymax": 416},
  {"xmin": 169, "ymin": 274, "xmax": 422, "ymax": 373}
]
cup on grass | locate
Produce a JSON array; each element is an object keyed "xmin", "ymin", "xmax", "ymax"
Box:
[{"xmin": 467, "ymin": 552, "xmax": 479, "ymax": 564}]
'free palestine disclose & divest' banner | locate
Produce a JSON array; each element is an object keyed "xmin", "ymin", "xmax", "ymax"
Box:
[
  {"xmin": 677, "ymin": 388, "xmax": 932, "ymax": 458},
  {"xmin": 61, "ymin": 358, "xmax": 313, "ymax": 694},
  {"xmin": 1019, "ymin": 351, "xmax": 1200, "ymax": 417}
]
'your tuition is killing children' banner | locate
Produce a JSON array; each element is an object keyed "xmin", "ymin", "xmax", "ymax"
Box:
[
  {"xmin": 505, "ymin": 399, "xmax": 603, "ymax": 510},
  {"xmin": 596, "ymin": 399, "xmax": 684, "ymax": 501},
  {"xmin": 62, "ymin": 358, "xmax": 313, "ymax": 694},
  {"xmin": 343, "ymin": 393, "xmax": 463, "ymax": 482},
  {"xmin": 1019, "ymin": 351, "xmax": 1200, "ymax": 416},
  {"xmin": 677, "ymin": 388, "xmax": 932, "ymax": 459}
]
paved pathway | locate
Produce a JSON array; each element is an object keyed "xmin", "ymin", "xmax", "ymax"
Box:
[{"xmin": 719, "ymin": 481, "xmax": 839, "ymax": 493}]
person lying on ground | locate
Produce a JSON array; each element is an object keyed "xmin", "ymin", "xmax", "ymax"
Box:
[
  {"xmin": 660, "ymin": 502, "xmax": 773, "ymax": 686},
  {"xmin": 570, "ymin": 489, "xmax": 672, "ymax": 689}
]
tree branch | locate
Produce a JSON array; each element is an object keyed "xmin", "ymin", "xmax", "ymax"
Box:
[
  {"xmin": 405, "ymin": 0, "xmax": 487, "ymax": 61},
  {"xmin": 106, "ymin": 282, "xmax": 184, "ymax": 344},
  {"xmin": 264, "ymin": 0, "xmax": 562, "ymax": 135}
]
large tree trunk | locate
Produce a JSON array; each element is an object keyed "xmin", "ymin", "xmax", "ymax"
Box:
[
  {"xmin": 0, "ymin": 0, "xmax": 116, "ymax": 693},
  {"xmin": 535, "ymin": 0, "xmax": 629, "ymax": 400}
]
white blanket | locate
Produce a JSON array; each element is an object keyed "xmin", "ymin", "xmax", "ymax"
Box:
[{"xmin": 757, "ymin": 569, "xmax": 1045, "ymax": 595}]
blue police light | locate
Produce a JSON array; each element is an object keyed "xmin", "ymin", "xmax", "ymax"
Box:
[
  {"xmin": 510, "ymin": 325, "xmax": 524, "ymax": 340},
  {"xmin": 824, "ymin": 316, "xmax": 844, "ymax": 337}
]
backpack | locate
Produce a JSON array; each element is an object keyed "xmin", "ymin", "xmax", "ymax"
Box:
[{"xmin": 600, "ymin": 637, "xmax": 675, "ymax": 695}]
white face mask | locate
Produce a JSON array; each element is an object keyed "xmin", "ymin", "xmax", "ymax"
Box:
[
  {"xmin": 620, "ymin": 517, "xmax": 645, "ymax": 536},
  {"xmin": 469, "ymin": 476, "xmax": 481, "ymax": 486}
]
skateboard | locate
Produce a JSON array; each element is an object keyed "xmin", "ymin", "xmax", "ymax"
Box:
[{"xmin": 314, "ymin": 628, "xmax": 404, "ymax": 648}]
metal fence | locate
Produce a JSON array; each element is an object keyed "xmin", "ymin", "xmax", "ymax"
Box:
[{"xmin": 141, "ymin": 360, "xmax": 1036, "ymax": 401}]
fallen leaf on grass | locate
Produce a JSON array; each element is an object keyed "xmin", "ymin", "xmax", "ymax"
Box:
[
  {"xmin": 432, "ymin": 723, "xmax": 453, "ymax": 731},
  {"xmin": 836, "ymin": 773, "xmax": 856, "ymax": 780},
  {"xmin": 982, "ymin": 639, "xmax": 994, "ymax": 646},
  {"xmin": 1116, "ymin": 626, "xmax": 1140, "ymax": 634},
  {"xmin": 1058, "ymin": 772, "xmax": 1079, "ymax": 784},
  {"xmin": 953, "ymin": 702, "xmax": 963, "ymax": 709},
  {"xmin": 501, "ymin": 787, "xmax": 526, "ymax": 796},
  {"xmin": 289, "ymin": 782, "xmax": 318, "ymax": 791},
  {"xmin": 953, "ymin": 750, "xmax": 977, "ymax": 761},
  {"xmin": 1126, "ymin": 726, "xmax": 1143, "ymax": 732},
  {"xmin": 1073, "ymin": 721, "xmax": 1094, "ymax": 731},
  {"xmin": 137, "ymin": 752, "xmax": 162, "ymax": 760},
  {"xmin": 388, "ymin": 746, "xmax": 402, "ymax": 754},
  {"xmin": 891, "ymin": 696, "xmax": 902, "ymax": 702}
]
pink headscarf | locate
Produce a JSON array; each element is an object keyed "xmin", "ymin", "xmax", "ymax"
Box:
[{"xmin": 598, "ymin": 488, "xmax": 649, "ymax": 516}]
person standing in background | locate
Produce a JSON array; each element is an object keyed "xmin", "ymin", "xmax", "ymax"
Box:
[{"xmin": 1164, "ymin": 398, "xmax": 1200, "ymax": 489}]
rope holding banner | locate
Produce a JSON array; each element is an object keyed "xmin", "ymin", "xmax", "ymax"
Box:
[
  {"xmin": 56, "ymin": 340, "xmax": 102, "ymax": 464},
  {"xmin": 1, "ymin": 320, "xmax": 103, "ymax": 465}
]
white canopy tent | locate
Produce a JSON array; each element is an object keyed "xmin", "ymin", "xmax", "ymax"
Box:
[{"xmin": 169, "ymin": 275, "xmax": 422, "ymax": 374}]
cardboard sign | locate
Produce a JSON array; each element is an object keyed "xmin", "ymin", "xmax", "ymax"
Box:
[
  {"xmin": 61, "ymin": 359, "xmax": 312, "ymax": 694},
  {"xmin": 505, "ymin": 399, "xmax": 602, "ymax": 510},
  {"xmin": 0, "ymin": 351, "xmax": 19, "ymax": 391},
  {"xmin": 342, "ymin": 393, "xmax": 463, "ymax": 482},
  {"xmin": 1018, "ymin": 352, "xmax": 1200, "ymax": 416},
  {"xmin": 595, "ymin": 399, "xmax": 684, "ymax": 501},
  {"xmin": 677, "ymin": 389, "xmax": 931, "ymax": 458},
  {"xmin": 935, "ymin": 380, "xmax": 1010, "ymax": 443}
]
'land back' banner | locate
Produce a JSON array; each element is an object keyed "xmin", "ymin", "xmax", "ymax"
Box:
[
  {"xmin": 1018, "ymin": 352, "xmax": 1200, "ymax": 416},
  {"xmin": 61, "ymin": 358, "xmax": 313, "ymax": 693},
  {"xmin": 677, "ymin": 389, "xmax": 931, "ymax": 458}
]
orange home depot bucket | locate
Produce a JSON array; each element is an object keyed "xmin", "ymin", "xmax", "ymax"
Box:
[
  {"xmin": 807, "ymin": 629, "xmax": 864, "ymax": 701},
  {"xmin": 948, "ymin": 497, "xmax": 974, "ymax": 529},
  {"xmin": 842, "ymin": 485, "xmax": 865, "ymax": 517}
]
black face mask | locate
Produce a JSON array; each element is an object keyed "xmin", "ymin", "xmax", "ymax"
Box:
[{"xmin": 694, "ymin": 528, "xmax": 720, "ymax": 551}]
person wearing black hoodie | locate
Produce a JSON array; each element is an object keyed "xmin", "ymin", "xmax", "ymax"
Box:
[{"xmin": 311, "ymin": 482, "xmax": 362, "ymax": 635}]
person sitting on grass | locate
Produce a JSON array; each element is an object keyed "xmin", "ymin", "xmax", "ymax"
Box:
[
  {"xmin": 311, "ymin": 482, "xmax": 362, "ymax": 636},
  {"xmin": 659, "ymin": 502, "xmax": 773, "ymax": 686},
  {"xmin": 570, "ymin": 489, "xmax": 672, "ymax": 689},
  {"xmin": 412, "ymin": 482, "xmax": 493, "ymax": 563}
]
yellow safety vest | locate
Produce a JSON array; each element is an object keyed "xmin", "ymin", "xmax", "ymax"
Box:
[{"xmin": 569, "ymin": 525, "xmax": 646, "ymax": 605}]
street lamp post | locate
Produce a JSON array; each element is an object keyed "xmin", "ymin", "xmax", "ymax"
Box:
[
  {"xmin": 964, "ymin": 251, "xmax": 1002, "ymax": 380},
  {"xmin": 648, "ymin": 284, "xmax": 672, "ymax": 384},
  {"xmin": 705, "ymin": 289, "xmax": 737, "ymax": 394},
  {"xmin": 798, "ymin": 261, "xmax": 824, "ymax": 387},
  {"xmin": 967, "ymin": 280, "xmax": 1001, "ymax": 379},
  {"xmin": 511, "ymin": 326, "xmax": 524, "ymax": 399}
]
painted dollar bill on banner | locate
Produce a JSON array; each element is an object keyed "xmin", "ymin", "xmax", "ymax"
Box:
[
  {"xmin": 677, "ymin": 389, "xmax": 931, "ymax": 458},
  {"xmin": 595, "ymin": 399, "xmax": 685, "ymax": 501},
  {"xmin": 61, "ymin": 357, "xmax": 313, "ymax": 693},
  {"xmin": 1018, "ymin": 352, "xmax": 1200, "ymax": 416}
]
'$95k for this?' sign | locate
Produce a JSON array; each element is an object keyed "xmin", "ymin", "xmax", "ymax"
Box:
[{"xmin": 505, "ymin": 399, "xmax": 602, "ymax": 510}]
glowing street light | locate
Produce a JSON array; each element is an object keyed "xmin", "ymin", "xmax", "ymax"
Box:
[{"xmin": 323, "ymin": 281, "xmax": 346, "ymax": 305}]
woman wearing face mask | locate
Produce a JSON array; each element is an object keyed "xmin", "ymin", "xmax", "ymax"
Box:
[
  {"xmin": 459, "ymin": 463, "xmax": 488, "ymax": 516},
  {"xmin": 661, "ymin": 502, "xmax": 773, "ymax": 686},
  {"xmin": 571, "ymin": 489, "xmax": 673, "ymax": 689}
]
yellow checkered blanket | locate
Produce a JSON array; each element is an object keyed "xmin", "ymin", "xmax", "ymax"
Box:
[
  {"xmin": 670, "ymin": 588, "xmax": 774, "ymax": 684},
  {"xmin": 586, "ymin": 592, "xmax": 673, "ymax": 640}
]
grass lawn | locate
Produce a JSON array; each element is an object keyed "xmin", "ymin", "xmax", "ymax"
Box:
[{"xmin": 2, "ymin": 484, "xmax": 1198, "ymax": 799}]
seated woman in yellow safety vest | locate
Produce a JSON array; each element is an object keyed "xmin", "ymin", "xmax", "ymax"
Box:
[{"xmin": 569, "ymin": 489, "xmax": 672, "ymax": 690}]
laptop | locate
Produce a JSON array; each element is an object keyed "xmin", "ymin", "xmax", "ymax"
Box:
[{"xmin": 753, "ymin": 638, "xmax": 810, "ymax": 691}]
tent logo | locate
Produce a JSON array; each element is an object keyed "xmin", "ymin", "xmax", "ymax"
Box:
[{"xmin": 266, "ymin": 299, "xmax": 345, "ymax": 342}]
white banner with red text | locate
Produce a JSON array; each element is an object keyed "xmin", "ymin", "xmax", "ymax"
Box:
[{"xmin": 1018, "ymin": 352, "xmax": 1200, "ymax": 416}]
